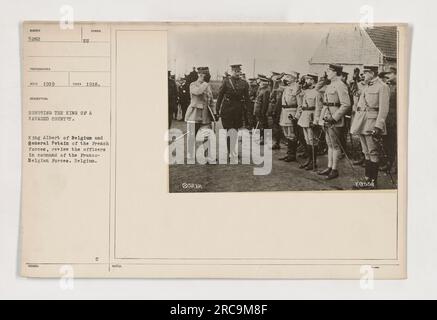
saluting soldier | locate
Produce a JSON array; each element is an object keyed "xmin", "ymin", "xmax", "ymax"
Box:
[
  {"xmin": 216, "ymin": 64, "xmax": 250, "ymax": 159},
  {"xmin": 350, "ymin": 65, "xmax": 390, "ymax": 189},
  {"xmin": 253, "ymin": 75, "xmax": 271, "ymax": 145},
  {"xmin": 295, "ymin": 73, "xmax": 322, "ymax": 170},
  {"xmin": 184, "ymin": 67, "xmax": 215, "ymax": 163},
  {"xmin": 279, "ymin": 71, "xmax": 302, "ymax": 162},
  {"xmin": 317, "ymin": 64, "xmax": 351, "ymax": 180},
  {"xmin": 247, "ymin": 77, "xmax": 259, "ymax": 130}
]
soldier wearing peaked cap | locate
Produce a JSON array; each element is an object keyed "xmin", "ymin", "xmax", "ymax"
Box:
[
  {"xmin": 216, "ymin": 64, "xmax": 250, "ymax": 159},
  {"xmin": 168, "ymin": 71, "xmax": 178, "ymax": 128},
  {"xmin": 184, "ymin": 66, "xmax": 215, "ymax": 163},
  {"xmin": 350, "ymin": 65, "xmax": 390, "ymax": 189},
  {"xmin": 268, "ymin": 72, "xmax": 285, "ymax": 150},
  {"xmin": 380, "ymin": 66, "xmax": 397, "ymax": 173},
  {"xmin": 253, "ymin": 75, "xmax": 271, "ymax": 145},
  {"xmin": 339, "ymin": 70, "xmax": 353, "ymax": 159},
  {"xmin": 247, "ymin": 78, "xmax": 259, "ymax": 130},
  {"xmin": 279, "ymin": 71, "xmax": 302, "ymax": 162},
  {"xmin": 295, "ymin": 74, "xmax": 322, "ymax": 170},
  {"xmin": 317, "ymin": 64, "xmax": 352, "ymax": 180}
]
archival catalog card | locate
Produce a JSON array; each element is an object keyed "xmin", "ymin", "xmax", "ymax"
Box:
[{"xmin": 20, "ymin": 22, "xmax": 408, "ymax": 279}]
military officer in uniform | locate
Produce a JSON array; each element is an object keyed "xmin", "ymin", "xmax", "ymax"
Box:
[
  {"xmin": 253, "ymin": 75, "xmax": 271, "ymax": 145},
  {"xmin": 350, "ymin": 65, "xmax": 389, "ymax": 189},
  {"xmin": 183, "ymin": 67, "xmax": 215, "ymax": 163},
  {"xmin": 268, "ymin": 72, "xmax": 285, "ymax": 150},
  {"xmin": 339, "ymin": 71, "xmax": 353, "ymax": 159},
  {"xmin": 296, "ymin": 74, "xmax": 309, "ymax": 158},
  {"xmin": 380, "ymin": 67, "xmax": 397, "ymax": 173},
  {"xmin": 168, "ymin": 71, "xmax": 178, "ymax": 128},
  {"xmin": 279, "ymin": 71, "xmax": 302, "ymax": 162},
  {"xmin": 350, "ymin": 70, "xmax": 367, "ymax": 166},
  {"xmin": 295, "ymin": 73, "xmax": 322, "ymax": 170},
  {"xmin": 247, "ymin": 77, "xmax": 259, "ymax": 130},
  {"xmin": 317, "ymin": 64, "xmax": 351, "ymax": 180},
  {"xmin": 269, "ymin": 72, "xmax": 282, "ymax": 90},
  {"xmin": 216, "ymin": 64, "xmax": 250, "ymax": 159},
  {"xmin": 179, "ymin": 76, "xmax": 191, "ymax": 120}
]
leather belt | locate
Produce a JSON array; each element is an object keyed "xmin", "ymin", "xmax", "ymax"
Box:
[
  {"xmin": 357, "ymin": 107, "xmax": 379, "ymax": 112},
  {"xmin": 323, "ymin": 102, "xmax": 340, "ymax": 107},
  {"xmin": 301, "ymin": 107, "xmax": 315, "ymax": 111},
  {"xmin": 282, "ymin": 105, "xmax": 298, "ymax": 109}
]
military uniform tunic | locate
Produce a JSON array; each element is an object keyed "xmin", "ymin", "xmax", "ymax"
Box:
[
  {"xmin": 319, "ymin": 79, "xmax": 351, "ymax": 127},
  {"xmin": 246, "ymin": 83, "xmax": 259, "ymax": 128},
  {"xmin": 279, "ymin": 83, "xmax": 302, "ymax": 126},
  {"xmin": 350, "ymin": 78, "xmax": 389, "ymax": 135},
  {"xmin": 297, "ymin": 87, "xmax": 322, "ymax": 128},
  {"xmin": 296, "ymin": 87, "xmax": 322, "ymax": 146},
  {"xmin": 184, "ymin": 80, "xmax": 214, "ymax": 125},
  {"xmin": 216, "ymin": 76, "xmax": 250, "ymax": 130},
  {"xmin": 350, "ymin": 77, "xmax": 389, "ymax": 163}
]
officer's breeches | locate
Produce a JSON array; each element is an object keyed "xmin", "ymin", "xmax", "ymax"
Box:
[
  {"xmin": 383, "ymin": 125, "xmax": 397, "ymax": 164},
  {"xmin": 272, "ymin": 111, "xmax": 282, "ymax": 143},
  {"xmin": 303, "ymin": 127, "xmax": 318, "ymax": 146},
  {"xmin": 359, "ymin": 134, "xmax": 379, "ymax": 163},
  {"xmin": 255, "ymin": 114, "xmax": 268, "ymax": 139},
  {"xmin": 281, "ymin": 119, "xmax": 298, "ymax": 141},
  {"xmin": 246, "ymin": 102, "xmax": 255, "ymax": 128},
  {"xmin": 186, "ymin": 122, "xmax": 212, "ymax": 160},
  {"xmin": 325, "ymin": 126, "xmax": 342, "ymax": 150},
  {"xmin": 325, "ymin": 126, "xmax": 342, "ymax": 169}
]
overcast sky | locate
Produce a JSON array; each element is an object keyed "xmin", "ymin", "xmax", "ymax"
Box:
[{"xmin": 168, "ymin": 25, "xmax": 328, "ymax": 80}]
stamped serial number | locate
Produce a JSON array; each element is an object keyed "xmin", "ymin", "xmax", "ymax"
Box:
[{"xmin": 182, "ymin": 183, "xmax": 203, "ymax": 190}]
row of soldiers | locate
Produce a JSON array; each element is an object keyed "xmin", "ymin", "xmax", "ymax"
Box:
[
  {"xmin": 240, "ymin": 64, "xmax": 397, "ymax": 189},
  {"xmin": 169, "ymin": 63, "xmax": 397, "ymax": 189}
]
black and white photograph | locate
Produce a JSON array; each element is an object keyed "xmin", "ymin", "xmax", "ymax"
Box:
[{"xmin": 167, "ymin": 24, "xmax": 399, "ymax": 192}]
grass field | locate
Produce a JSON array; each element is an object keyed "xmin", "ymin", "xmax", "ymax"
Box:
[{"xmin": 168, "ymin": 120, "xmax": 398, "ymax": 193}]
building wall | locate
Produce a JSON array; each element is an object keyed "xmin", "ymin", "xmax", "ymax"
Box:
[{"xmin": 308, "ymin": 26, "xmax": 394, "ymax": 77}]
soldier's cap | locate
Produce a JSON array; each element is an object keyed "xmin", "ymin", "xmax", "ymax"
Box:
[
  {"xmin": 387, "ymin": 66, "xmax": 397, "ymax": 74},
  {"xmin": 197, "ymin": 67, "xmax": 210, "ymax": 74},
  {"xmin": 257, "ymin": 74, "xmax": 270, "ymax": 82},
  {"xmin": 328, "ymin": 64, "xmax": 343, "ymax": 73},
  {"xmin": 304, "ymin": 73, "xmax": 318, "ymax": 82},
  {"xmin": 248, "ymin": 77, "xmax": 257, "ymax": 82},
  {"xmin": 230, "ymin": 64, "xmax": 242, "ymax": 70},
  {"xmin": 342, "ymin": 71, "xmax": 349, "ymax": 77},
  {"xmin": 283, "ymin": 71, "xmax": 299, "ymax": 78},
  {"xmin": 272, "ymin": 72, "xmax": 286, "ymax": 79},
  {"xmin": 363, "ymin": 65, "xmax": 379, "ymax": 74},
  {"xmin": 378, "ymin": 71, "xmax": 388, "ymax": 78}
]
